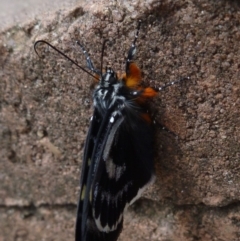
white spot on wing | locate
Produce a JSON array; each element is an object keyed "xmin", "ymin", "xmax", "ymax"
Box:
[
  {"xmin": 105, "ymin": 158, "xmax": 116, "ymax": 178},
  {"xmin": 116, "ymin": 164, "xmax": 126, "ymax": 181},
  {"xmin": 129, "ymin": 174, "xmax": 156, "ymax": 206},
  {"xmin": 95, "ymin": 213, "xmax": 123, "ymax": 232},
  {"xmin": 110, "ymin": 116, "xmax": 114, "ymax": 123},
  {"xmin": 105, "ymin": 158, "xmax": 126, "ymax": 181}
]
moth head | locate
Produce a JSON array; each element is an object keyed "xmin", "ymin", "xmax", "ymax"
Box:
[{"xmin": 100, "ymin": 67, "xmax": 118, "ymax": 86}]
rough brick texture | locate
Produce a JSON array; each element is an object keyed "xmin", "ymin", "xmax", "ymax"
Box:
[{"xmin": 1, "ymin": 0, "xmax": 240, "ymax": 240}]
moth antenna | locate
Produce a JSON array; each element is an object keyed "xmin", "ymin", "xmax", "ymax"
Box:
[
  {"xmin": 100, "ymin": 39, "xmax": 109, "ymax": 76},
  {"xmin": 126, "ymin": 20, "xmax": 142, "ymax": 75},
  {"xmin": 133, "ymin": 19, "xmax": 141, "ymax": 46},
  {"xmin": 76, "ymin": 41, "xmax": 101, "ymax": 76},
  {"xmin": 34, "ymin": 40, "xmax": 98, "ymax": 80}
]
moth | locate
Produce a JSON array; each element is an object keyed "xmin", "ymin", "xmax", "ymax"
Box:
[
  {"xmin": 74, "ymin": 20, "xmax": 157, "ymax": 241},
  {"xmin": 34, "ymin": 20, "xmax": 187, "ymax": 241}
]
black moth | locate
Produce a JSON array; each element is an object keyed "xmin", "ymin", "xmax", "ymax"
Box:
[
  {"xmin": 73, "ymin": 20, "xmax": 157, "ymax": 241},
  {"xmin": 34, "ymin": 20, "xmax": 187, "ymax": 241}
]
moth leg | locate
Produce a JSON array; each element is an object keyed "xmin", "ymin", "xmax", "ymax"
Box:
[
  {"xmin": 76, "ymin": 41, "xmax": 100, "ymax": 75},
  {"xmin": 153, "ymin": 119, "xmax": 180, "ymax": 139},
  {"xmin": 151, "ymin": 76, "xmax": 190, "ymax": 138},
  {"xmin": 153, "ymin": 76, "xmax": 190, "ymax": 92},
  {"xmin": 125, "ymin": 20, "xmax": 142, "ymax": 76}
]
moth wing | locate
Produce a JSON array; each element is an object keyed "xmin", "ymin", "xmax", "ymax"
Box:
[
  {"xmin": 76, "ymin": 110, "xmax": 155, "ymax": 241},
  {"xmin": 75, "ymin": 110, "xmax": 124, "ymax": 241},
  {"xmin": 75, "ymin": 109, "xmax": 107, "ymax": 241},
  {"xmin": 92, "ymin": 112, "xmax": 155, "ymax": 236}
]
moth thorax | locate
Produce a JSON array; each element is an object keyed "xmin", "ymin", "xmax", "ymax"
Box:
[{"xmin": 93, "ymin": 82, "xmax": 124, "ymax": 114}]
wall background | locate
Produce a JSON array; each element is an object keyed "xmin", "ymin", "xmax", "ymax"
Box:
[
  {"xmin": 1, "ymin": 0, "xmax": 240, "ymax": 240},
  {"xmin": 0, "ymin": 0, "xmax": 78, "ymax": 31}
]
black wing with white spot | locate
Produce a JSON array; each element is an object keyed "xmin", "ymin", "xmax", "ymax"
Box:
[{"xmin": 75, "ymin": 107, "xmax": 155, "ymax": 241}]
